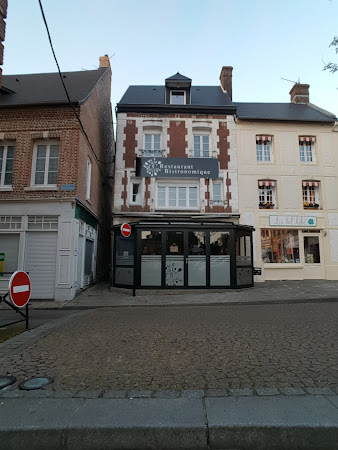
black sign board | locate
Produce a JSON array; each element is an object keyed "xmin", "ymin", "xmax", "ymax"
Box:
[
  {"xmin": 136, "ymin": 157, "xmax": 219, "ymax": 178},
  {"xmin": 254, "ymin": 267, "xmax": 262, "ymax": 276}
]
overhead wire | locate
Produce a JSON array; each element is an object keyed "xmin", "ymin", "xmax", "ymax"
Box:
[{"xmin": 38, "ymin": 0, "xmax": 114, "ymax": 177}]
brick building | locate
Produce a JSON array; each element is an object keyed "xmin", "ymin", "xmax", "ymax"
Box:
[
  {"xmin": 113, "ymin": 70, "xmax": 254, "ymax": 290},
  {"xmin": 0, "ymin": 56, "xmax": 114, "ymax": 300}
]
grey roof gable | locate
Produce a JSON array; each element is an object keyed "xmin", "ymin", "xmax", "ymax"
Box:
[
  {"xmin": 0, "ymin": 68, "xmax": 108, "ymax": 107},
  {"xmin": 165, "ymin": 72, "xmax": 192, "ymax": 82},
  {"xmin": 235, "ymin": 102, "xmax": 336, "ymax": 123}
]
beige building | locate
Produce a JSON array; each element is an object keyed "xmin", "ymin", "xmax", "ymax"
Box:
[{"xmin": 236, "ymin": 83, "xmax": 338, "ymax": 281}]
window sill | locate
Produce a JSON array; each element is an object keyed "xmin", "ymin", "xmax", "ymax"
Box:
[
  {"xmin": 86, "ymin": 198, "xmax": 92, "ymax": 205},
  {"xmin": 0, "ymin": 186, "xmax": 13, "ymax": 191},
  {"xmin": 24, "ymin": 186, "xmax": 59, "ymax": 191}
]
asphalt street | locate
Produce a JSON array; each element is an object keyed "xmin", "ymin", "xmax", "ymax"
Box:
[{"xmin": 1, "ymin": 302, "xmax": 337, "ymax": 394}]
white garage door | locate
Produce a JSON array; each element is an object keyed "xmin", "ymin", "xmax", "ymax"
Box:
[{"xmin": 25, "ymin": 232, "xmax": 57, "ymax": 299}]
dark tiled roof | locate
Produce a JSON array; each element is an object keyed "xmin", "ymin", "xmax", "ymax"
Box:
[
  {"xmin": 235, "ymin": 102, "xmax": 336, "ymax": 123},
  {"xmin": 118, "ymin": 85, "xmax": 234, "ymax": 107},
  {"xmin": 0, "ymin": 68, "xmax": 107, "ymax": 107}
]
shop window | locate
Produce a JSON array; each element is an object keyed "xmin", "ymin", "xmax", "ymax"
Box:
[
  {"xmin": 0, "ymin": 216, "xmax": 22, "ymax": 230},
  {"xmin": 302, "ymin": 181, "xmax": 320, "ymax": 208},
  {"xmin": 141, "ymin": 230, "xmax": 162, "ymax": 286},
  {"xmin": 258, "ymin": 181, "xmax": 276, "ymax": 208},
  {"xmin": 299, "ymin": 137, "xmax": 315, "ymax": 162},
  {"xmin": 304, "ymin": 236, "xmax": 320, "ymax": 263},
  {"xmin": 194, "ymin": 135, "xmax": 209, "ymax": 157},
  {"xmin": 156, "ymin": 185, "xmax": 198, "ymax": 209},
  {"xmin": 256, "ymin": 136, "xmax": 272, "ymax": 162},
  {"xmin": 0, "ymin": 233, "xmax": 20, "ymax": 275},
  {"xmin": 32, "ymin": 141, "xmax": 59, "ymax": 186},
  {"xmin": 261, "ymin": 229, "xmax": 300, "ymax": 263},
  {"xmin": 28, "ymin": 216, "xmax": 58, "ymax": 230},
  {"xmin": 0, "ymin": 143, "xmax": 15, "ymax": 186}
]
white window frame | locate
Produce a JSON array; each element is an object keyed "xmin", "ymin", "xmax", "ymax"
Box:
[
  {"xmin": 258, "ymin": 183, "xmax": 276, "ymax": 208},
  {"xmin": 170, "ymin": 90, "xmax": 186, "ymax": 105},
  {"xmin": 86, "ymin": 158, "xmax": 92, "ymax": 200},
  {"xmin": 299, "ymin": 140, "xmax": 315, "ymax": 163},
  {"xmin": 0, "ymin": 142, "xmax": 15, "ymax": 186},
  {"xmin": 144, "ymin": 133, "xmax": 161, "ymax": 157},
  {"xmin": 256, "ymin": 137, "xmax": 272, "ymax": 162},
  {"xmin": 31, "ymin": 140, "xmax": 59, "ymax": 186},
  {"xmin": 302, "ymin": 183, "xmax": 320, "ymax": 207},
  {"xmin": 211, "ymin": 180, "xmax": 223, "ymax": 204},
  {"xmin": 130, "ymin": 180, "xmax": 143, "ymax": 205},
  {"xmin": 193, "ymin": 134, "xmax": 210, "ymax": 158},
  {"xmin": 156, "ymin": 183, "xmax": 199, "ymax": 210}
]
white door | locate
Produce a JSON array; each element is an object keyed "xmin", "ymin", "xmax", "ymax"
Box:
[{"xmin": 25, "ymin": 232, "xmax": 57, "ymax": 299}]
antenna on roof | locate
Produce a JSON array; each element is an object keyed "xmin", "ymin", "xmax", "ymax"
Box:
[{"xmin": 281, "ymin": 77, "xmax": 297, "ymax": 84}]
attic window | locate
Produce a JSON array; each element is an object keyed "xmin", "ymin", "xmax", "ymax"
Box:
[{"xmin": 170, "ymin": 91, "xmax": 185, "ymax": 105}]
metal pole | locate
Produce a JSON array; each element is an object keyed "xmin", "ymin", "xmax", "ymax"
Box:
[{"xmin": 25, "ymin": 303, "xmax": 29, "ymax": 330}]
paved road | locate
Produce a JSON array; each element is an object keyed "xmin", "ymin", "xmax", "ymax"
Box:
[
  {"xmin": 1, "ymin": 303, "xmax": 337, "ymax": 393},
  {"xmin": 0, "ymin": 310, "xmax": 72, "ymax": 330}
]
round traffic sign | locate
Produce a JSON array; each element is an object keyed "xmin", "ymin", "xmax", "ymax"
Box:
[
  {"xmin": 120, "ymin": 223, "xmax": 131, "ymax": 238},
  {"xmin": 8, "ymin": 271, "xmax": 31, "ymax": 308}
]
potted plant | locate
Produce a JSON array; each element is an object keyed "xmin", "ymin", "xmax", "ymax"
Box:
[
  {"xmin": 259, "ymin": 202, "xmax": 274, "ymax": 209},
  {"xmin": 303, "ymin": 202, "xmax": 319, "ymax": 209}
]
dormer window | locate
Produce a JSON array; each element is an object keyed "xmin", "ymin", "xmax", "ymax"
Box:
[{"xmin": 170, "ymin": 91, "xmax": 185, "ymax": 105}]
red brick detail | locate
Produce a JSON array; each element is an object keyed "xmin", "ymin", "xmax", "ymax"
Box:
[
  {"xmin": 123, "ymin": 120, "xmax": 138, "ymax": 168},
  {"xmin": 225, "ymin": 172, "xmax": 232, "ymax": 212},
  {"xmin": 121, "ymin": 171, "xmax": 128, "ymax": 207},
  {"xmin": 205, "ymin": 179, "xmax": 210, "ymax": 201},
  {"xmin": 127, "ymin": 113, "xmax": 229, "ymax": 120},
  {"xmin": 217, "ymin": 122, "xmax": 230, "ymax": 170},
  {"xmin": 168, "ymin": 121, "xmax": 187, "ymax": 157}
]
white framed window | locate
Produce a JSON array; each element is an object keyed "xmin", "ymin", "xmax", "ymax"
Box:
[
  {"xmin": 0, "ymin": 143, "xmax": 15, "ymax": 186},
  {"xmin": 256, "ymin": 136, "xmax": 272, "ymax": 162},
  {"xmin": 32, "ymin": 141, "xmax": 59, "ymax": 186},
  {"xmin": 144, "ymin": 134, "xmax": 161, "ymax": 157},
  {"xmin": 27, "ymin": 216, "xmax": 58, "ymax": 230},
  {"xmin": 86, "ymin": 158, "xmax": 92, "ymax": 200},
  {"xmin": 170, "ymin": 90, "xmax": 185, "ymax": 105},
  {"xmin": 258, "ymin": 181, "xmax": 276, "ymax": 208},
  {"xmin": 194, "ymin": 135, "xmax": 209, "ymax": 158},
  {"xmin": 156, "ymin": 184, "xmax": 198, "ymax": 209},
  {"xmin": 299, "ymin": 137, "xmax": 315, "ymax": 162},
  {"xmin": 212, "ymin": 180, "xmax": 223, "ymax": 203},
  {"xmin": 302, "ymin": 181, "xmax": 320, "ymax": 208},
  {"xmin": 130, "ymin": 181, "xmax": 142, "ymax": 204}
]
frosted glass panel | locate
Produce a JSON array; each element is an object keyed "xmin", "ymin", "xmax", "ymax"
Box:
[
  {"xmin": 210, "ymin": 255, "xmax": 230, "ymax": 286},
  {"xmin": 141, "ymin": 255, "xmax": 161, "ymax": 286},
  {"xmin": 188, "ymin": 255, "xmax": 206, "ymax": 286},
  {"xmin": 166, "ymin": 255, "xmax": 184, "ymax": 286}
]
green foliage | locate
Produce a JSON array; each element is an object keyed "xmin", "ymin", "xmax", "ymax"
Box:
[{"xmin": 324, "ymin": 36, "xmax": 338, "ymax": 74}]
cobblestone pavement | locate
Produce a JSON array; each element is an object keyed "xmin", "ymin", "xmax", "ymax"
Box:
[{"xmin": 0, "ymin": 303, "xmax": 337, "ymax": 395}]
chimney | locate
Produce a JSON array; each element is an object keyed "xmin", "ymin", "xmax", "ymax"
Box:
[
  {"xmin": 219, "ymin": 66, "xmax": 233, "ymax": 100},
  {"xmin": 289, "ymin": 83, "xmax": 309, "ymax": 104},
  {"xmin": 99, "ymin": 54, "xmax": 110, "ymax": 69}
]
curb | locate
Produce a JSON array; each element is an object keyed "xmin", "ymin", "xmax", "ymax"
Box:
[{"xmin": 0, "ymin": 395, "xmax": 338, "ymax": 449}]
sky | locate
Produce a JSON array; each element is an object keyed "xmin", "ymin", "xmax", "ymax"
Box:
[{"xmin": 2, "ymin": 0, "xmax": 338, "ymax": 118}]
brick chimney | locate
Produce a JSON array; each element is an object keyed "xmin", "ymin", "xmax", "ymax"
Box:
[
  {"xmin": 289, "ymin": 83, "xmax": 309, "ymax": 104},
  {"xmin": 99, "ymin": 54, "xmax": 110, "ymax": 69},
  {"xmin": 0, "ymin": 0, "xmax": 8, "ymax": 89},
  {"xmin": 219, "ymin": 66, "xmax": 233, "ymax": 100}
]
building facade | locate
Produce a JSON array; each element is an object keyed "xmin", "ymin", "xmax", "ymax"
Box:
[
  {"xmin": 0, "ymin": 56, "xmax": 114, "ymax": 300},
  {"xmin": 113, "ymin": 71, "xmax": 254, "ymax": 290},
  {"xmin": 236, "ymin": 83, "xmax": 338, "ymax": 281}
]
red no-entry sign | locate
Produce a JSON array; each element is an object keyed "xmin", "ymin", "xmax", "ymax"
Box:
[
  {"xmin": 120, "ymin": 223, "xmax": 131, "ymax": 238},
  {"xmin": 8, "ymin": 271, "xmax": 31, "ymax": 308}
]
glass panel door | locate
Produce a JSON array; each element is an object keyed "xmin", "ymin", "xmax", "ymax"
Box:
[
  {"xmin": 304, "ymin": 235, "xmax": 320, "ymax": 263},
  {"xmin": 165, "ymin": 231, "xmax": 184, "ymax": 286},
  {"xmin": 141, "ymin": 230, "xmax": 162, "ymax": 286},
  {"xmin": 210, "ymin": 231, "xmax": 230, "ymax": 286},
  {"xmin": 187, "ymin": 231, "xmax": 206, "ymax": 286}
]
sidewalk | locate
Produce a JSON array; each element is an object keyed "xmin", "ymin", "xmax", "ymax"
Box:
[
  {"xmin": 27, "ymin": 279, "xmax": 338, "ymax": 309},
  {"xmin": 1, "ymin": 394, "xmax": 338, "ymax": 449}
]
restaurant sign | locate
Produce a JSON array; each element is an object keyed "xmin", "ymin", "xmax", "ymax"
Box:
[
  {"xmin": 136, "ymin": 157, "xmax": 219, "ymax": 178},
  {"xmin": 269, "ymin": 215, "xmax": 317, "ymax": 227}
]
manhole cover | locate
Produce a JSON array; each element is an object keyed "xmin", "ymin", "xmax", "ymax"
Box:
[
  {"xmin": 0, "ymin": 375, "xmax": 16, "ymax": 389},
  {"xmin": 19, "ymin": 377, "xmax": 54, "ymax": 390}
]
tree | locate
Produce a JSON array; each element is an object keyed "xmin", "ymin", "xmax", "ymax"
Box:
[{"xmin": 324, "ymin": 36, "xmax": 338, "ymax": 74}]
